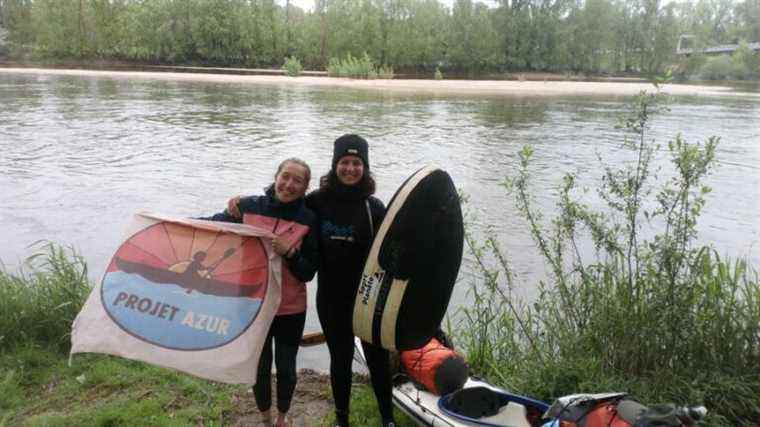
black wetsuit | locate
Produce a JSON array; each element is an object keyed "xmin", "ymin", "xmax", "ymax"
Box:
[{"xmin": 306, "ymin": 186, "xmax": 393, "ymax": 424}]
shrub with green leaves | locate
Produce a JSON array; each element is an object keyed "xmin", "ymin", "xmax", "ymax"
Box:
[
  {"xmin": 456, "ymin": 83, "xmax": 760, "ymax": 424},
  {"xmin": 282, "ymin": 56, "xmax": 303, "ymax": 77},
  {"xmin": 327, "ymin": 52, "xmax": 393, "ymax": 79},
  {"xmin": 731, "ymin": 41, "xmax": 760, "ymax": 80},
  {"xmin": 698, "ymin": 55, "xmax": 744, "ymax": 80},
  {"xmin": 376, "ymin": 65, "xmax": 394, "ymax": 80},
  {"xmin": 0, "ymin": 243, "xmax": 90, "ymax": 352},
  {"xmin": 0, "ymin": 26, "xmax": 8, "ymax": 57}
]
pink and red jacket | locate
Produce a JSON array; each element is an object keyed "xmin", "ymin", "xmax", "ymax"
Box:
[{"xmin": 204, "ymin": 188, "xmax": 319, "ymax": 315}]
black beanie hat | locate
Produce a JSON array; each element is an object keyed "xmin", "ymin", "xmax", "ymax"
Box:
[{"xmin": 332, "ymin": 134, "xmax": 369, "ymax": 172}]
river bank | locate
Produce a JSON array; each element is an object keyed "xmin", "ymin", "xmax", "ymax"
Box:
[
  {"xmin": 2, "ymin": 66, "xmax": 759, "ymax": 424},
  {"xmin": 0, "ymin": 245, "xmax": 389, "ymax": 427},
  {"xmin": 1, "ymin": 66, "xmax": 756, "ymax": 98}
]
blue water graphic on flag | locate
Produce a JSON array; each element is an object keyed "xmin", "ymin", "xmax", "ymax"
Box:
[{"xmin": 102, "ymin": 271, "xmax": 263, "ymax": 350}]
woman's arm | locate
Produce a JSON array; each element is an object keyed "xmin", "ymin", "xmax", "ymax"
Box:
[
  {"xmin": 198, "ymin": 196, "xmax": 255, "ymax": 223},
  {"xmin": 283, "ymin": 211, "xmax": 320, "ymax": 282},
  {"xmin": 369, "ymin": 196, "xmax": 386, "ymax": 234},
  {"xmin": 197, "ymin": 208, "xmax": 241, "ymax": 223}
]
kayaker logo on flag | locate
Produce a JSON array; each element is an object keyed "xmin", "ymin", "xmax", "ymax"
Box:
[
  {"xmin": 102, "ymin": 221, "xmax": 268, "ymax": 350},
  {"xmin": 71, "ymin": 213, "xmax": 281, "ymax": 384}
]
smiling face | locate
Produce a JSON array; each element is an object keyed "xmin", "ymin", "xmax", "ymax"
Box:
[
  {"xmin": 274, "ymin": 161, "xmax": 309, "ymax": 203},
  {"xmin": 335, "ymin": 155, "xmax": 365, "ymax": 186}
]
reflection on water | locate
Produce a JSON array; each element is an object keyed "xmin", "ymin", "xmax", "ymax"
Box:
[{"xmin": 1, "ymin": 72, "xmax": 759, "ymax": 370}]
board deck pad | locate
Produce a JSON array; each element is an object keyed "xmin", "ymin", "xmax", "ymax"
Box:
[{"xmin": 353, "ymin": 166, "xmax": 464, "ymax": 351}]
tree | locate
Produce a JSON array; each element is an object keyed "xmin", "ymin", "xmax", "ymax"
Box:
[
  {"xmin": 736, "ymin": 0, "xmax": 760, "ymax": 42},
  {"xmin": 447, "ymin": 0, "xmax": 501, "ymax": 72}
]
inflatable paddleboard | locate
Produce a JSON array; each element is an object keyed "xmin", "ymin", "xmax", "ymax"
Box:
[{"xmin": 353, "ymin": 166, "xmax": 463, "ymax": 351}]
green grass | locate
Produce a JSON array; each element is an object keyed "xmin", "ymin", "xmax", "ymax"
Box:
[
  {"xmin": 0, "ymin": 245, "xmax": 414, "ymax": 426},
  {"xmin": 326, "ymin": 378, "xmax": 415, "ymax": 427},
  {"xmin": 0, "ymin": 242, "xmax": 90, "ymax": 352},
  {"xmin": 0, "ymin": 344, "xmax": 415, "ymax": 427},
  {"xmin": 0, "ymin": 344, "xmax": 239, "ymax": 426},
  {"xmin": 0, "ymin": 245, "xmax": 245, "ymax": 426}
]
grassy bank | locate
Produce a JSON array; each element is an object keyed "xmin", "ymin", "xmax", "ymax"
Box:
[
  {"xmin": 0, "ymin": 346, "xmax": 239, "ymax": 426},
  {"xmin": 0, "ymin": 343, "xmax": 399, "ymax": 427},
  {"xmin": 455, "ymin": 87, "xmax": 760, "ymax": 425},
  {"xmin": 0, "ymin": 245, "xmax": 238, "ymax": 426},
  {"xmin": 0, "ymin": 245, "xmax": 410, "ymax": 426}
]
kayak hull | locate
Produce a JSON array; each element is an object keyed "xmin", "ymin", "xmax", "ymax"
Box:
[{"xmin": 393, "ymin": 376, "xmax": 548, "ymax": 427}]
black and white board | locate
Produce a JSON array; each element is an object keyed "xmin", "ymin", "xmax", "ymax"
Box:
[{"xmin": 353, "ymin": 166, "xmax": 464, "ymax": 351}]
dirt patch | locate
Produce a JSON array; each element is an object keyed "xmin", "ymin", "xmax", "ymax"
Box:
[{"xmin": 229, "ymin": 369, "xmax": 335, "ymax": 427}]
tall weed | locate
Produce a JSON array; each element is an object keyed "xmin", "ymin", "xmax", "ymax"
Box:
[
  {"xmin": 456, "ymin": 86, "xmax": 760, "ymax": 423},
  {"xmin": 282, "ymin": 56, "xmax": 303, "ymax": 77},
  {"xmin": 0, "ymin": 371, "xmax": 22, "ymax": 413},
  {"xmin": 0, "ymin": 243, "xmax": 90, "ymax": 352},
  {"xmin": 327, "ymin": 52, "xmax": 393, "ymax": 79}
]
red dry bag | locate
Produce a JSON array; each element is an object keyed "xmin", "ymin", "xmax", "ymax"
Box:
[{"xmin": 399, "ymin": 337, "xmax": 468, "ymax": 395}]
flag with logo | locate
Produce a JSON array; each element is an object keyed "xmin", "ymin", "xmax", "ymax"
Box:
[{"xmin": 70, "ymin": 212, "xmax": 281, "ymax": 384}]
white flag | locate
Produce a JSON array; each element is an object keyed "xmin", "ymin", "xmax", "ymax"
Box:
[{"xmin": 70, "ymin": 212, "xmax": 281, "ymax": 384}]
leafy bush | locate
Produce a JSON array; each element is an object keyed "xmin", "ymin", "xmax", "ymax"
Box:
[
  {"xmin": 377, "ymin": 65, "xmax": 395, "ymax": 79},
  {"xmin": 0, "ymin": 26, "xmax": 8, "ymax": 56},
  {"xmin": 676, "ymin": 54, "xmax": 706, "ymax": 81},
  {"xmin": 731, "ymin": 41, "xmax": 760, "ymax": 80},
  {"xmin": 282, "ymin": 56, "xmax": 303, "ymax": 77},
  {"xmin": 327, "ymin": 52, "xmax": 393, "ymax": 79},
  {"xmin": 0, "ymin": 243, "xmax": 90, "ymax": 352},
  {"xmin": 456, "ymin": 87, "xmax": 760, "ymax": 424},
  {"xmin": 698, "ymin": 55, "xmax": 744, "ymax": 80}
]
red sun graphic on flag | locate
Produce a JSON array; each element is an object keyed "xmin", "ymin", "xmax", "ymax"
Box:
[{"xmin": 106, "ymin": 221, "xmax": 268, "ymax": 297}]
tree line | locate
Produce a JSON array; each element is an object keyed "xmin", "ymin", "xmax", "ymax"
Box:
[{"xmin": 0, "ymin": 0, "xmax": 758, "ymax": 75}]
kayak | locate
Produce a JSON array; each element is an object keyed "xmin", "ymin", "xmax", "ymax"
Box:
[
  {"xmin": 354, "ymin": 338, "xmax": 549, "ymax": 427},
  {"xmin": 393, "ymin": 375, "xmax": 549, "ymax": 427},
  {"xmin": 352, "ymin": 338, "xmax": 707, "ymax": 427}
]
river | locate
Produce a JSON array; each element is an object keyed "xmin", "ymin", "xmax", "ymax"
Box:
[{"xmin": 1, "ymin": 69, "xmax": 758, "ymax": 371}]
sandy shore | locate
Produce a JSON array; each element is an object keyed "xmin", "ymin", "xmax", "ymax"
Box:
[{"xmin": 1, "ymin": 66, "xmax": 756, "ymax": 98}]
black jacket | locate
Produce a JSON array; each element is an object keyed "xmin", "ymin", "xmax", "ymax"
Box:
[{"xmin": 306, "ymin": 187, "xmax": 385, "ymax": 303}]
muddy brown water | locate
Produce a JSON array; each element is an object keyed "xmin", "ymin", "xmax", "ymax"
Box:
[{"xmin": 1, "ymin": 69, "xmax": 759, "ymax": 372}]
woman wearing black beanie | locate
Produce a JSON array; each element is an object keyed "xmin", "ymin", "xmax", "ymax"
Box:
[
  {"xmin": 305, "ymin": 134, "xmax": 394, "ymax": 427},
  {"xmin": 227, "ymin": 135, "xmax": 394, "ymax": 426}
]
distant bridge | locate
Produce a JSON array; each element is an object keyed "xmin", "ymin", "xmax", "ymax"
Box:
[{"xmin": 677, "ymin": 35, "xmax": 760, "ymax": 56}]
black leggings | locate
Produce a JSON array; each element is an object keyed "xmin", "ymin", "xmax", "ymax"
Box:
[
  {"xmin": 253, "ymin": 312, "xmax": 306, "ymax": 413},
  {"xmin": 317, "ymin": 293, "xmax": 393, "ymax": 422}
]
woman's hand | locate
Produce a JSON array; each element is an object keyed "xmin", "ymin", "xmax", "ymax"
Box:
[
  {"xmin": 272, "ymin": 236, "xmax": 297, "ymax": 258},
  {"xmin": 227, "ymin": 196, "xmax": 242, "ymax": 218}
]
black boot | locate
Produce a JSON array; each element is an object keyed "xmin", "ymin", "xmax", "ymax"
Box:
[{"xmin": 334, "ymin": 410, "xmax": 349, "ymax": 427}]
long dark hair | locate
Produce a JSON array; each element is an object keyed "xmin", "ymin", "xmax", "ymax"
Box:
[{"xmin": 319, "ymin": 169, "xmax": 376, "ymax": 197}]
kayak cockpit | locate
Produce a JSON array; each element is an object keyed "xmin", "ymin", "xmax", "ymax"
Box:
[{"xmin": 438, "ymin": 385, "xmax": 549, "ymax": 427}]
